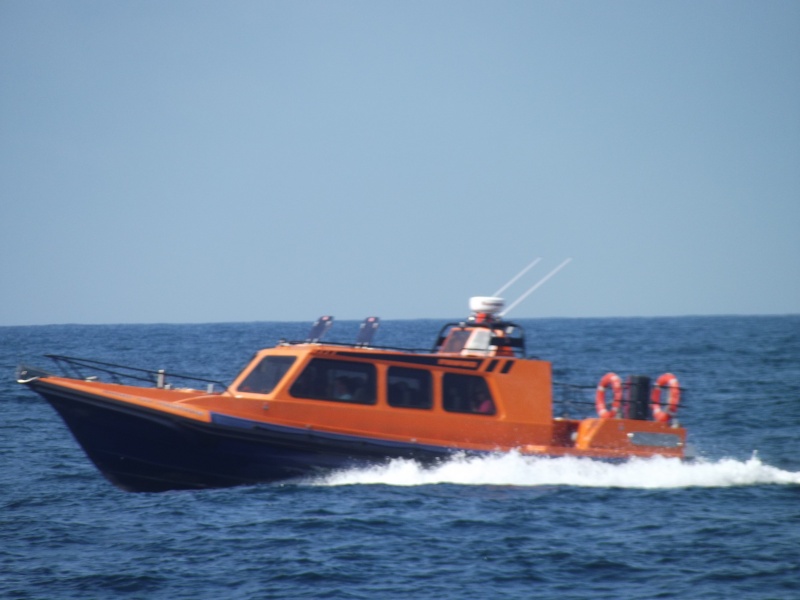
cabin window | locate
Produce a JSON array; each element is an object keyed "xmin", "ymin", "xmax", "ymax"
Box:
[
  {"xmin": 442, "ymin": 373, "xmax": 496, "ymax": 415},
  {"xmin": 387, "ymin": 367, "xmax": 432, "ymax": 409},
  {"xmin": 238, "ymin": 356, "xmax": 297, "ymax": 394},
  {"xmin": 290, "ymin": 358, "xmax": 376, "ymax": 405}
]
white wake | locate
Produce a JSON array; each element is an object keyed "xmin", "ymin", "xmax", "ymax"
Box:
[{"xmin": 315, "ymin": 452, "xmax": 800, "ymax": 489}]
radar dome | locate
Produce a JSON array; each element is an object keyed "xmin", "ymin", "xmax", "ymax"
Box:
[{"xmin": 469, "ymin": 296, "xmax": 505, "ymax": 315}]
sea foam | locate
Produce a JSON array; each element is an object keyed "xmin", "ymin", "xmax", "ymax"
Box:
[{"xmin": 316, "ymin": 452, "xmax": 800, "ymax": 489}]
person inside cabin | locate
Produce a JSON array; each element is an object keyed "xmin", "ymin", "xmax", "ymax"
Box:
[
  {"xmin": 333, "ymin": 377, "xmax": 354, "ymax": 401},
  {"xmin": 472, "ymin": 388, "xmax": 495, "ymax": 414}
]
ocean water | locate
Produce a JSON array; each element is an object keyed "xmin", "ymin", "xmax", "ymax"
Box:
[{"xmin": 2, "ymin": 315, "xmax": 799, "ymax": 599}]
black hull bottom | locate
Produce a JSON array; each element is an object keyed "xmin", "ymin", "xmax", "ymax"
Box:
[{"xmin": 31, "ymin": 383, "xmax": 453, "ymax": 492}]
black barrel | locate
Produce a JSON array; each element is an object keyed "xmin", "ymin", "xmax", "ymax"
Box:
[{"xmin": 625, "ymin": 375, "xmax": 651, "ymax": 420}]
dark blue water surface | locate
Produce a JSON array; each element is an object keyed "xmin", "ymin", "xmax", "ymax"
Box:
[{"xmin": 2, "ymin": 316, "xmax": 799, "ymax": 599}]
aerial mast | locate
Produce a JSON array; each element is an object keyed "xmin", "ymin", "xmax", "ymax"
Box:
[{"xmin": 500, "ymin": 258, "xmax": 572, "ymax": 318}]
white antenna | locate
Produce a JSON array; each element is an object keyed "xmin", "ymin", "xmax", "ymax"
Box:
[
  {"xmin": 500, "ymin": 258, "xmax": 572, "ymax": 317},
  {"xmin": 493, "ymin": 257, "xmax": 542, "ymax": 296}
]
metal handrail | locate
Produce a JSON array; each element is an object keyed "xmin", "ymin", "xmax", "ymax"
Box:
[
  {"xmin": 552, "ymin": 379, "xmax": 689, "ymax": 419},
  {"xmin": 44, "ymin": 354, "xmax": 228, "ymax": 392}
]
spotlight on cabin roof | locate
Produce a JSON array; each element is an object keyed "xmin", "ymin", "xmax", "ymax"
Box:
[{"xmin": 469, "ymin": 296, "xmax": 505, "ymax": 316}]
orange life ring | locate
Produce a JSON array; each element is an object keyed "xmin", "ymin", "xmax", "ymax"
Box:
[
  {"xmin": 595, "ymin": 372, "xmax": 622, "ymax": 418},
  {"xmin": 651, "ymin": 373, "xmax": 680, "ymax": 422}
]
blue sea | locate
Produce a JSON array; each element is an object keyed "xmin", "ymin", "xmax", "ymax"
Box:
[{"xmin": 2, "ymin": 316, "xmax": 799, "ymax": 599}]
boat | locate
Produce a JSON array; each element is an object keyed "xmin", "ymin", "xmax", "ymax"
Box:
[{"xmin": 16, "ymin": 295, "xmax": 687, "ymax": 492}]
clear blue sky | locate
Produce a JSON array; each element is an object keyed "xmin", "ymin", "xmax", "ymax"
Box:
[{"xmin": 2, "ymin": 1, "xmax": 798, "ymax": 325}]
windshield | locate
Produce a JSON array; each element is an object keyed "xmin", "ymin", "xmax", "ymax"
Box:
[{"xmin": 237, "ymin": 356, "xmax": 296, "ymax": 394}]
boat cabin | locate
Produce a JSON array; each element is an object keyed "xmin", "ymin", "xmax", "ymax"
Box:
[{"xmin": 216, "ymin": 296, "xmax": 556, "ymax": 452}]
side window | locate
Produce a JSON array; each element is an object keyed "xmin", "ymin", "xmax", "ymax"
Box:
[
  {"xmin": 442, "ymin": 373, "xmax": 495, "ymax": 415},
  {"xmin": 289, "ymin": 359, "xmax": 376, "ymax": 405},
  {"xmin": 237, "ymin": 356, "xmax": 296, "ymax": 394},
  {"xmin": 387, "ymin": 367, "xmax": 432, "ymax": 409}
]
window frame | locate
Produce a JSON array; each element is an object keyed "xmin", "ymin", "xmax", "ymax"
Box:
[
  {"xmin": 442, "ymin": 372, "xmax": 496, "ymax": 415},
  {"xmin": 236, "ymin": 355, "xmax": 297, "ymax": 394},
  {"xmin": 289, "ymin": 358, "xmax": 377, "ymax": 405},
  {"xmin": 387, "ymin": 366, "xmax": 433, "ymax": 410}
]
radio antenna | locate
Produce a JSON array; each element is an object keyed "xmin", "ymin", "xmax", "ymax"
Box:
[
  {"xmin": 493, "ymin": 257, "xmax": 542, "ymax": 296},
  {"xmin": 500, "ymin": 258, "xmax": 572, "ymax": 317}
]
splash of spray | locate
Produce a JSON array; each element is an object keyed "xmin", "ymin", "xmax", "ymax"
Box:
[{"xmin": 314, "ymin": 452, "xmax": 800, "ymax": 489}]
